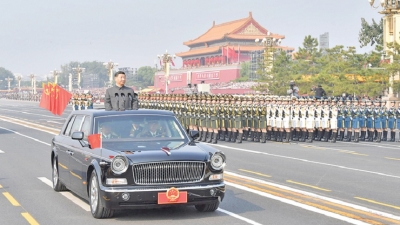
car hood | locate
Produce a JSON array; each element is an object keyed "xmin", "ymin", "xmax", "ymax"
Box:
[{"xmin": 105, "ymin": 143, "xmax": 216, "ymax": 164}]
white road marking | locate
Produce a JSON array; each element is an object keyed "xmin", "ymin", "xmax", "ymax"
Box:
[
  {"xmin": 211, "ymin": 144, "xmax": 400, "ymax": 179},
  {"xmin": 38, "ymin": 177, "xmax": 90, "ymax": 212},
  {"xmin": 217, "ymin": 208, "xmax": 262, "ymax": 225},
  {"xmin": 0, "ymin": 108, "xmax": 60, "ymax": 118},
  {"xmin": 226, "ymin": 181, "xmax": 370, "ymax": 225},
  {"xmin": 0, "ymin": 126, "xmax": 51, "ymax": 146},
  {"xmin": 46, "ymin": 121, "xmax": 63, "ymax": 124},
  {"xmin": 0, "ymin": 150, "xmax": 4, "ymax": 153},
  {"xmin": 226, "ymin": 171, "xmax": 400, "ymax": 222}
]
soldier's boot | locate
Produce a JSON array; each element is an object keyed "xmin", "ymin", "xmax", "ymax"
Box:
[
  {"xmin": 254, "ymin": 132, "xmax": 261, "ymax": 142},
  {"xmin": 266, "ymin": 131, "xmax": 271, "ymax": 140},
  {"xmin": 375, "ymin": 132, "xmax": 382, "ymax": 143},
  {"xmin": 344, "ymin": 131, "xmax": 352, "ymax": 142},
  {"xmin": 353, "ymin": 132, "xmax": 359, "ymax": 143},
  {"xmin": 312, "ymin": 130, "xmax": 318, "ymax": 140},
  {"xmin": 390, "ymin": 131, "xmax": 396, "ymax": 142},
  {"xmin": 329, "ymin": 132, "xmax": 337, "ymax": 143},
  {"xmin": 359, "ymin": 131, "xmax": 366, "ymax": 141},
  {"xmin": 225, "ymin": 131, "xmax": 232, "ymax": 142},
  {"xmin": 219, "ymin": 130, "xmax": 226, "ymax": 141},
  {"xmin": 292, "ymin": 130, "xmax": 299, "ymax": 141},
  {"xmin": 270, "ymin": 131, "xmax": 276, "ymax": 141},
  {"xmin": 198, "ymin": 131, "xmax": 203, "ymax": 141},
  {"xmin": 212, "ymin": 132, "xmax": 218, "ymax": 144},
  {"xmin": 201, "ymin": 131, "xmax": 207, "ymax": 142},
  {"xmin": 236, "ymin": 133, "xmax": 243, "ymax": 144},
  {"xmin": 367, "ymin": 131, "xmax": 374, "ymax": 142},
  {"xmin": 321, "ymin": 131, "xmax": 329, "ymax": 142},
  {"xmin": 283, "ymin": 131, "xmax": 290, "ymax": 143},
  {"xmin": 231, "ymin": 132, "xmax": 237, "ymax": 143},
  {"xmin": 306, "ymin": 132, "xmax": 313, "ymax": 143},
  {"xmin": 207, "ymin": 132, "xmax": 213, "ymax": 143},
  {"xmin": 261, "ymin": 132, "xmax": 267, "ymax": 143},
  {"xmin": 382, "ymin": 130, "xmax": 388, "ymax": 141},
  {"xmin": 243, "ymin": 130, "xmax": 249, "ymax": 141},
  {"xmin": 314, "ymin": 130, "xmax": 321, "ymax": 141},
  {"xmin": 248, "ymin": 131, "xmax": 254, "ymax": 142},
  {"xmin": 299, "ymin": 131, "xmax": 306, "ymax": 142},
  {"xmin": 276, "ymin": 131, "xmax": 282, "ymax": 142},
  {"xmin": 374, "ymin": 130, "xmax": 378, "ymax": 141}
]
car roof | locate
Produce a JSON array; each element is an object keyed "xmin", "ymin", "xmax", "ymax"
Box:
[{"xmin": 69, "ymin": 109, "xmax": 174, "ymax": 117}]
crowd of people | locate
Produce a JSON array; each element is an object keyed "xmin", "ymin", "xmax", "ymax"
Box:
[{"xmin": 137, "ymin": 92, "xmax": 400, "ymax": 144}]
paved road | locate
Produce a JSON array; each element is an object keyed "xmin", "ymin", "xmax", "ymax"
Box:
[{"xmin": 0, "ymin": 99, "xmax": 399, "ymax": 225}]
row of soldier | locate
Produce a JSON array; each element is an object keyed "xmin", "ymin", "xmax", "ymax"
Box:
[
  {"xmin": 137, "ymin": 93, "xmax": 400, "ymax": 144},
  {"xmin": 70, "ymin": 93, "xmax": 94, "ymax": 110},
  {"xmin": 3, "ymin": 93, "xmax": 41, "ymax": 101}
]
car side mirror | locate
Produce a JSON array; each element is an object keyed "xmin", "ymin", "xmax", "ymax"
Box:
[
  {"xmin": 71, "ymin": 132, "xmax": 84, "ymax": 140},
  {"xmin": 189, "ymin": 130, "xmax": 199, "ymax": 139}
]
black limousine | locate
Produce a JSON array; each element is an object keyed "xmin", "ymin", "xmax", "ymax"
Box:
[{"xmin": 51, "ymin": 109, "xmax": 226, "ymax": 218}]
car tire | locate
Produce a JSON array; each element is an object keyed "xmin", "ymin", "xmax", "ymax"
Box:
[
  {"xmin": 52, "ymin": 158, "xmax": 68, "ymax": 192},
  {"xmin": 89, "ymin": 170, "xmax": 114, "ymax": 219},
  {"xmin": 195, "ymin": 200, "xmax": 220, "ymax": 212}
]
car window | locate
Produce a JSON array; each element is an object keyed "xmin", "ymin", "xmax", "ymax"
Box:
[
  {"xmin": 69, "ymin": 115, "xmax": 85, "ymax": 137},
  {"xmin": 64, "ymin": 116, "xmax": 76, "ymax": 136},
  {"xmin": 94, "ymin": 115, "xmax": 186, "ymax": 140},
  {"xmin": 80, "ymin": 116, "xmax": 91, "ymax": 140}
]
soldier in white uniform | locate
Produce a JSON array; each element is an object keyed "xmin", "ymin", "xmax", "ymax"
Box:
[
  {"xmin": 291, "ymin": 97, "xmax": 300, "ymax": 141},
  {"xmin": 320, "ymin": 98, "xmax": 331, "ymax": 142},
  {"xmin": 306, "ymin": 97, "xmax": 316, "ymax": 143},
  {"xmin": 299, "ymin": 98, "xmax": 307, "ymax": 142},
  {"xmin": 329, "ymin": 98, "xmax": 339, "ymax": 142},
  {"xmin": 314, "ymin": 99, "xmax": 323, "ymax": 141},
  {"xmin": 282, "ymin": 97, "xmax": 292, "ymax": 142}
]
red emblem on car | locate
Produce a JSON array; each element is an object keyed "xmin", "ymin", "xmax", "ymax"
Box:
[{"xmin": 166, "ymin": 187, "xmax": 180, "ymax": 202}]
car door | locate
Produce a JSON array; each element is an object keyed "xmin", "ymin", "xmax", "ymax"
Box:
[
  {"xmin": 56, "ymin": 115, "xmax": 76, "ymax": 187},
  {"xmin": 69, "ymin": 115, "xmax": 91, "ymax": 196},
  {"xmin": 66, "ymin": 115, "xmax": 85, "ymax": 194}
]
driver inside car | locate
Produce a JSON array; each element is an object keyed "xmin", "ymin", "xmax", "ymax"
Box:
[
  {"xmin": 138, "ymin": 119, "xmax": 164, "ymax": 138},
  {"xmin": 100, "ymin": 122, "xmax": 119, "ymax": 139}
]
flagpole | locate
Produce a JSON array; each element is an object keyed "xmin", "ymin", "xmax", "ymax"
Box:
[{"xmin": 238, "ymin": 44, "xmax": 240, "ymax": 63}]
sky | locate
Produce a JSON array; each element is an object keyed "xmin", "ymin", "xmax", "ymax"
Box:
[{"xmin": 0, "ymin": 0, "xmax": 382, "ymax": 80}]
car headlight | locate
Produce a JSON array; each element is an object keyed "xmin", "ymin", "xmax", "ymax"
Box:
[
  {"xmin": 210, "ymin": 152, "xmax": 226, "ymax": 170},
  {"xmin": 111, "ymin": 155, "xmax": 128, "ymax": 175}
]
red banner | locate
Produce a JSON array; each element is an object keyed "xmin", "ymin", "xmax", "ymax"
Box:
[{"xmin": 88, "ymin": 134, "xmax": 101, "ymax": 149}]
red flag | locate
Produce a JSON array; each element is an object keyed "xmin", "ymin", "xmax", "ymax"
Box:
[
  {"xmin": 170, "ymin": 59, "xmax": 175, "ymax": 67},
  {"xmin": 88, "ymin": 133, "xmax": 101, "ymax": 149},
  {"xmin": 39, "ymin": 83, "xmax": 51, "ymax": 110},
  {"xmin": 55, "ymin": 86, "xmax": 72, "ymax": 116}
]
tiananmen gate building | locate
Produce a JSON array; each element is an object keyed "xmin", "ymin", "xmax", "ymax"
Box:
[{"xmin": 153, "ymin": 12, "xmax": 294, "ymax": 94}]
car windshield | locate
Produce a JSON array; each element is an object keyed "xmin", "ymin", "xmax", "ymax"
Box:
[{"xmin": 94, "ymin": 114, "xmax": 186, "ymax": 141}]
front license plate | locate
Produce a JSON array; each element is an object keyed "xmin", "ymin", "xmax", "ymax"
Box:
[{"xmin": 158, "ymin": 187, "xmax": 187, "ymax": 204}]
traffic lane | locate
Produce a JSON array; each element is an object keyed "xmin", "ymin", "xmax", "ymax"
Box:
[
  {"xmin": 0, "ymin": 128, "xmax": 260, "ymax": 225},
  {"xmin": 213, "ymin": 140, "xmax": 400, "ymax": 177},
  {"xmin": 0, "ymin": 184, "xmax": 33, "ymax": 225},
  {"xmin": 220, "ymin": 186, "xmax": 350, "ymax": 225},
  {"xmin": 0, "ymin": 121, "xmax": 263, "ymax": 225},
  {"xmin": 214, "ymin": 144, "xmax": 400, "ymax": 215}
]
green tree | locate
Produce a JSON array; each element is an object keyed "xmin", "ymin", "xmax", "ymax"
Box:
[
  {"xmin": 58, "ymin": 61, "xmax": 108, "ymax": 88},
  {"xmin": 236, "ymin": 62, "xmax": 250, "ymax": 82},
  {"xmin": 133, "ymin": 66, "xmax": 157, "ymax": 88},
  {"xmin": 0, "ymin": 67, "xmax": 15, "ymax": 90},
  {"xmin": 359, "ymin": 18, "xmax": 383, "ymax": 48}
]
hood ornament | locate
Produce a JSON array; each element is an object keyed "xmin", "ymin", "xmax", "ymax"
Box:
[{"xmin": 161, "ymin": 147, "xmax": 171, "ymax": 156}]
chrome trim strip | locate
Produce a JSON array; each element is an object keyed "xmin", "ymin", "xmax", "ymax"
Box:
[{"xmin": 103, "ymin": 183, "xmax": 225, "ymax": 193}]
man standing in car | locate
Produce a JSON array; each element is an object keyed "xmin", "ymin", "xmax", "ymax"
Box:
[{"xmin": 105, "ymin": 71, "xmax": 139, "ymax": 111}]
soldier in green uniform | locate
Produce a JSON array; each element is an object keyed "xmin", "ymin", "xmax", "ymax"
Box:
[
  {"xmin": 259, "ymin": 96, "xmax": 268, "ymax": 143},
  {"xmin": 232, "ymin": 96, "xmax": 243, "ymax": 143},
  {"xmin": 218, "ymin": 96, "xmax": 227, "ymax": 141},
  {"xmin": 208, "ymin": 95, "xmax": 220, "ymax": 143},
  {"xmin": 226, "ymin": 96, "xmax": 234, "ymax": 142}
]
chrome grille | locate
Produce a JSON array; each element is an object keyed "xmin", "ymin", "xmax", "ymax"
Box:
[{"xmin": 133, "ymin": 161, "xmax": 205, "ymax": 185}]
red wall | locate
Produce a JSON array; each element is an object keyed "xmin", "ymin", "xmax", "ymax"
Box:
[{"xmin": 154, "ymin": 66, "xmax": 240, "ymax": 91}]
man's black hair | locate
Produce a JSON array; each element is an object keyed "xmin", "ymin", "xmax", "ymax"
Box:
[{"xmin": 114, "ymin": 71, "xmax": 126, "ymax": 77}]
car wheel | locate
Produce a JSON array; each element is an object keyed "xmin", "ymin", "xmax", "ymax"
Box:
[
  {"xmin": 195, "ymin": 200, "xmax": 220, "ymax": 212},
  {"xmin": 89, "ymin": 170, "xmax": 114, "ymax": 219},
  {"xmin": 52, "ymin": 158, "xmax": 68, "ymax": 192}
]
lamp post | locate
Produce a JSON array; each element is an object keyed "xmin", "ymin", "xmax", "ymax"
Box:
[
  {"xmin": 68, "ymin": 73, "xmax": 73, "ymax": 92},
  {"xmin": 72, "ymin": 64, "xmax": 85, "ymax": 90},
  {"xmin": 103, "ymin": 60, "xmax": 118, "ymax": 87},
  {"xmin": 369, "ymin": 0, "xmax": 400, "ymax": 99},
  {"xmin": 29, "ymin": 74, "xmax": 36, "ymax": 94},
  {"xmin": 17, "ymin": 76, "xmax": 22, "ymax": 92},
  {"xmin": 5, "ymin": 77, "xmax": 13, "ymax": 92},
  {"xmin": 157, "ymin": 50, "xmax": 176, "ymax": 94},
  {"xmin": 50, "ymin": 69, "xmax": 62, "ymax": 84},
  {"xmin": 254, "ymin": 32, "xmax": 282, "ymax": 77}
]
